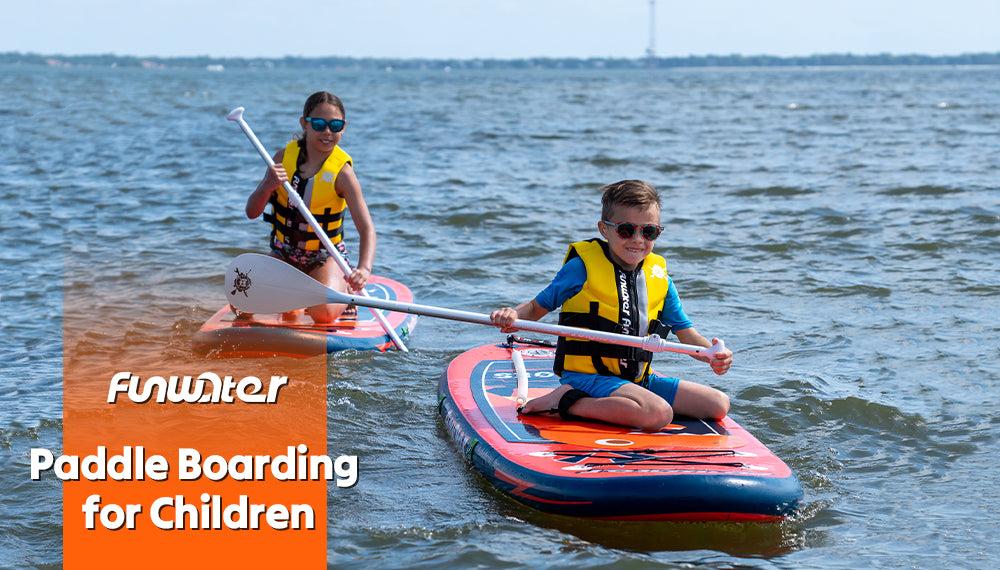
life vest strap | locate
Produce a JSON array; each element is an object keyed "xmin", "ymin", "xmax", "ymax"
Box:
[
  {"xmin": 556, "ymin": 338, "xmax": 653, "ymax": 363},
  {"xmin": 266, "ymin": 198, "xmax": 346, "ymax": 228},
  {"xmin": 264, "ymin": 198, "xmax": 346, "ymax": 247},
  {"xmin": 556, "ymin": 307, "xmax": 654, "ymax": 366}
]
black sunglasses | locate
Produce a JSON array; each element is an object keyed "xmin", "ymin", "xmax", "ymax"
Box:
[
  {"xmin": 602, "ymin": 220, "xmax": 663, "ymax": 241},
  {"xmin": 304, "ymin": 117, "xmax": 346, "ymax": 132}
]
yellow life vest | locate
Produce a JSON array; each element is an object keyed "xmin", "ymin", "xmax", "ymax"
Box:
[
  {"xmin": 553, "ymin": 239, "xmax": 671, "ymax": 382},
  {"xmin": 263, "ymin": 141, "xmax": 352, "ymax": 251}
]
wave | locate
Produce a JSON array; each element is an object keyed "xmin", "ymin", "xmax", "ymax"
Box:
[
  {"xmin": 878, "ymin": 185, "xmax": 966, "ymax": 196},
  {"xmin": 729, "ymin": 186, "xmax": 816, "ymax": 197}
]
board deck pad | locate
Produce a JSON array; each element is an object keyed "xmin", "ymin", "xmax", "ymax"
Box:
[
  {"xmin": 193, "ymin": 275, "xmax": 417, "ymax": 357},
  {"xmin": 439, "ymin": 341, "xmax": 803, "ymax": 521}
]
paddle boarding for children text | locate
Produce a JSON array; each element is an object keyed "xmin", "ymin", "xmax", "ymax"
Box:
[{"xmin": 30, "ymin": 445, "xmax": 357, "ymax": 530}]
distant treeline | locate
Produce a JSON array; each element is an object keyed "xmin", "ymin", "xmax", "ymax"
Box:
[{"xmin": 4, "ymin": 51, "xmax": 1000, "ymax": 70}]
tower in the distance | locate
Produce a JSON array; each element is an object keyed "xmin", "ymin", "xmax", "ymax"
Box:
[{"xmin": 646, "ymin": 0, "xmax": 656, "ymax": 58}]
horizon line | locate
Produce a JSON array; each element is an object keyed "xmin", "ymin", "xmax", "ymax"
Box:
[{"xmin": 4, "ymin": 49, "xmax": 1000, "ymax": 62}]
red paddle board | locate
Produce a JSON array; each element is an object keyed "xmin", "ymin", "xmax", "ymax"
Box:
[
  {"xmin": 438, "ymin": 339, "xmax": 803, "ymax": 521},
  {"xmin": 193, "ymin": 274, "xmax": 417, "ymax": 357}
]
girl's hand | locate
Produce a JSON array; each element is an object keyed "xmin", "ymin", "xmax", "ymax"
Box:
[
  {"xmin": 345, "ymin": 267, "xmax": 370, "ymax": 292},
  {"xmin": 264, "ymin": 164, "xmax": 289, "ymax": 191},
  {"xmin": 246, "ymin": 157, "xmax": 290, "ymax": 219}
]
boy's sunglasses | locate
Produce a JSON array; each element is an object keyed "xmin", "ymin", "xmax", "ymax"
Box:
[
  {"xmin": 602, "ymin": 220, "xmax": 663, "ymax": 241},
  {"xmin": 304, "ymin": 117, "xmax": 346, "ymax": 133}
]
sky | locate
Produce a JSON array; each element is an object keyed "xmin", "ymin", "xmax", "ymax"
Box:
[{"xmin": 4, "ymin": 0, "xmax": 998, "ymax": 60}]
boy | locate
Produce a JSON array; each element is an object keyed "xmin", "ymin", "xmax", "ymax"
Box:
[{"xmin": 490, "ymin": 180, "xmax": 732, "ymax": 431}]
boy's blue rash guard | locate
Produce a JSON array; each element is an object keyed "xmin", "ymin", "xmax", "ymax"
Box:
[{"xmin": 534, "ymin": 256, "xmax": 695, "ymax": 335}]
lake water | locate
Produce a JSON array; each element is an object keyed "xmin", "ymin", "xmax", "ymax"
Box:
[{"xmin": 1, "ymin": 63, "xmax": 998, "ymax": 568}]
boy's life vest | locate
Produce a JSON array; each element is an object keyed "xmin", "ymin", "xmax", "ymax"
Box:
[
  {"xmin": 263, "ymin": 141, "xmax": 352, "ymax": 251},
  {"xmin": 554, "ymin": 239, "xmax": 671, "ymax": 382}
]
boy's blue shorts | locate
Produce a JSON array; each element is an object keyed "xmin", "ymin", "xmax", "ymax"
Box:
[{"xmin": 559, "ymin": 371, "xmax": 680, "ymax": 405}]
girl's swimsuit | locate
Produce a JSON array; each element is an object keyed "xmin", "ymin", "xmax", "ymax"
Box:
[{"xmin": 270, "ymin": 238, "xmax": 351, "ymax": 274}]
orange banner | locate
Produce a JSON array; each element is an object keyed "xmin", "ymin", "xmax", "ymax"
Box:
[{"xmin": 62, "ymin": 268, "xmax": 328, "ymax": 568}]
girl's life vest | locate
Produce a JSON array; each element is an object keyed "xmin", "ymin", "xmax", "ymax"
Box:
[
  {"xmin": 554, "ymin": 239, "xmax": 671, "ymax": 382},
  {"xmin": 263, "ymin": 141, "xmax": 352, "ymax": 251}
]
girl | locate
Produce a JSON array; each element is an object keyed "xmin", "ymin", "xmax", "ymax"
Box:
[{"xmin": 245, "ymin": 91, "xmax": 376, "ymax": 324}]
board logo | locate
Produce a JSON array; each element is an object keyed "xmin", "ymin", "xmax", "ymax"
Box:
[
  {"xmin": 230, "ymin": 267, "xmax": 252, "ymax": 297},
  {"xmin": 519, "ymin": 348, "xmax": 554, "ymax": 358}
]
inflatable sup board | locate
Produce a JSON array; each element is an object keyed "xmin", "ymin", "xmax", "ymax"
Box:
[
  {"xmin": 438, "ymin": 339, "xmax": 803, "ymax": 521},
  {"xmin": 193, "ymin": 274, "xmax": 417, "ymax": 357}
]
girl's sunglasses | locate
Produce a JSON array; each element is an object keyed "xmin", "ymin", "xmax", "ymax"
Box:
[
  {"xmin": 305, "ymin": 117, "xmax": 346, "ymax": 132},
  {"xmin": 602, "ymin": 220, "xmax": 663, "ymax": 241}
]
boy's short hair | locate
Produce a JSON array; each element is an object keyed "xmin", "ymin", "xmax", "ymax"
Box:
[{"xmin": 600, "ymin": 180, "xmax": 661, "ymax": 220}]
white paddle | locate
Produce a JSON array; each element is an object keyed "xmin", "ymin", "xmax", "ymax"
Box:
[
  {"xmin": 226, "ymin": 107, "xmax": 408, "ymax": 352},
  {"xmin": 226, "ymin": 253, "xmax": 728, "ymax": 360}
]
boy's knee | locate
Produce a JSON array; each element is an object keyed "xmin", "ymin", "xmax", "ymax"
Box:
[
  {"xmin": 637, "ymin": 400, "xmax": 673, "ymax": 431},
  {"xmin": 708, "ymin": 391, "xmax": 730, "ymax": 420}
]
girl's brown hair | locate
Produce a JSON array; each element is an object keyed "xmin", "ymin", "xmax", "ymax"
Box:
[{"xmin": 302, "ymin": 90, "xmax": 345, "ymax": 119}]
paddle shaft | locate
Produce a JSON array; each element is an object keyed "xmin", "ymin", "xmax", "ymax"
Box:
[
  {"xmin": 226, "ymin": 246, "xmax": 726, "ymax": 360},
  {"xmin": 328, "ymin": 287, "xmax": 725, "ymax": 359},
  {"xmin": 227, "ymin": 107, "xmax": 408, "ymax": 352}
]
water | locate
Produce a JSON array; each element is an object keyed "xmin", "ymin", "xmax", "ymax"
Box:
[{"xmin": 2, "ymin": 63, "xmax": 999, "ymax": 568}]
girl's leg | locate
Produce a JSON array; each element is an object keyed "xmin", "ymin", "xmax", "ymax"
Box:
[{"xmin": 305, "ymin": 258, "xmax": 348, "ymax": 324}]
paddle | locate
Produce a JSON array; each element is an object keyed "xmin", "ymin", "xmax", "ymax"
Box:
[
  {"xmin": 511, "ymin": 349, "xmax": 529, "ymax": 407},
  {"xmin": 226, "ymin": 107, "xmax": 408, "ymax": 352},
  {"xmin": 226, "ymin": 253, "xmax": 728, "ymax": 360}
]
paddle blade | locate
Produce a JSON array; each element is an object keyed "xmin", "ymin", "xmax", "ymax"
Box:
[{"xmin": 225, "ymin": 253, "xmax": 333, "ymax": 314}]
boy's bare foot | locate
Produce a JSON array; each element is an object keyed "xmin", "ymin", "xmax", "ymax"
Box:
[{"xmin": 518, "ymin": 384, "xmax": 573, "ymax": 415}]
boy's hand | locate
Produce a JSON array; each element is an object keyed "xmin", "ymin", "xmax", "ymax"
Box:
[
  {"xmin": 707, "ymin": 338, "xmax": 733, "ymax": 375},
  {"xmin": 490, "ymin": 307, "xmax": 520, "ymax": 333}
]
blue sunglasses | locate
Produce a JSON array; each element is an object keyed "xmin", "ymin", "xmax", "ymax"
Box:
[{"xmin": 304, "ymin": 117, "xmax": 346, "ymax": 132}]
